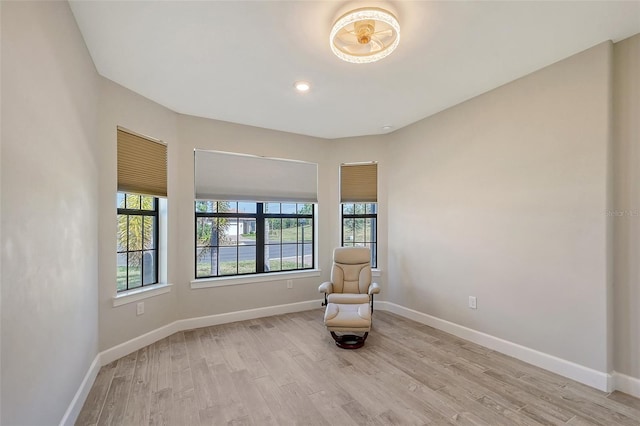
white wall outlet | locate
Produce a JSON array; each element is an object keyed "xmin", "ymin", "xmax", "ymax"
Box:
[
  {"xmin": 287, "ymin": 280, "xmax": 293, "ymax": 289},
  {"xmin": 137, "ymin": 301, "xmax": 145, "ymax": 316},
  {"xmin": 468, "ymin": 296, "xmax": 477, "ymax": 309}
]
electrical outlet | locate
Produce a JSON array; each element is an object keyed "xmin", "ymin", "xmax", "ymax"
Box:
[
  {"xmin": 287, "ymin": 280, "xmax": 293, "ymax": 289},
  {"xmin": 137, "ymin": 302, "xmax": 145, "ymax": 316},
  {"xmin": 468, "ymin": 296, "xmax": 477, "ymax": 310}
]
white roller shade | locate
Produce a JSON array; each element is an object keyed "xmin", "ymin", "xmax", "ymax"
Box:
[{"xmin": 195, "ymin": 150, "xmax": 318, "ymax": 203}]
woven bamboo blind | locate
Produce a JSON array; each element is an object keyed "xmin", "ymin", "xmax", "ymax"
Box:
[
  {"xmin": 340, "ymin": 163, "xmax": 377, "ymax": 203},
  {"xmin": 117, "ymin": 128, "xmax": 167, "ymax": 197}
]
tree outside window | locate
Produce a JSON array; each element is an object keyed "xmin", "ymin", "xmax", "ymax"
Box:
[{"xmin": 117, "ymin": 193, "xmax": 159, "ymax": 291}]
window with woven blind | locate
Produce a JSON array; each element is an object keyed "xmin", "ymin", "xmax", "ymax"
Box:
[
  {"xmin": 340, "ymin": 163, "xmax": 377, "ymax": 203},
  {"xmin": 340, "ymin": 162, "xmax": 378, "ymax": 267},
  {"xmin": 117, "ymin": 127, "xmax": 167, "ymax": 197}
]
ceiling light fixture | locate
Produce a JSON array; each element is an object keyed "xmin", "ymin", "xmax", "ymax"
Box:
[
  {"xmin": 330, "ymin": 7, "xmax": 400, "ymax": 64},
  {"xmin": 294, "ymin": 81, "xmax": 311, "ymax": 92}
]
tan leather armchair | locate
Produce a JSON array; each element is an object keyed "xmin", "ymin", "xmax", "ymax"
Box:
[
  {"xmin": 319, "ymin": 247, "xmax": 380, "ymax": 348},
  {"xmin": 319, "ymin": 247, "xmax": 380, "ymax": 313}
]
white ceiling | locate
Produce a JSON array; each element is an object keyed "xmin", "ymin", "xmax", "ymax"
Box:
[{"xmin": 69, "ymin": 1, "xmax": 640, "ymax": 139}]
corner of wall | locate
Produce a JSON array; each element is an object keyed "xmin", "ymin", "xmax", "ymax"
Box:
[
  {"xmin": 0, "ymin": 2, "xmax": 3, "ymax": 422},
  {"xmin": 612, "ymin": 32, "xmax": 640, "ymax": 383},
  {"xmin": 605, "ymin": 39, "xmax": 615, "ymax": 377}
]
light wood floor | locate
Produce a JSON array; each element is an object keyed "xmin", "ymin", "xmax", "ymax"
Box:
[{"xmin": 77, "ymin": 310, "xmax": 640, "ymax": 425}]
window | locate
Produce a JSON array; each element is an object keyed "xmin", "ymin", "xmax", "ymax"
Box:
[
  {"xmin": 195, "ymin": 201, "xmax": 314, "ymax": 278},
  {"xmin": 117, "ymin": 193, "xmax": 159, "ymax": 291},
  {"xmin": 341, "ymin": 203, "xmax": 377, "ymax": 268},
  {"xmin": 117, "ymin": 127, "xmax": 167, "ymax": 293},
  {"xmin": 340, "ymin": 162, "xmax": 378, "ymax": 267}
]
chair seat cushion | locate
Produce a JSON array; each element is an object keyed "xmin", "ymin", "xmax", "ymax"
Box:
[
  {"xmin": 324, "ymin": 303, "xmax": 371, "ymax": 331},
  {"xmin": 327, "ymin": 293, "xmax": 370, "ymax": 304}
]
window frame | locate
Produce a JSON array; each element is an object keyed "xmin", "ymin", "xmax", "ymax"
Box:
[
  {"xmin": 117, "ymin": 193, "xmax": 160, "ymax": 292},
  {"xmin": 195, "ymin": 201, "xmax": 315, "ymax": 279},
  {"xmin": 341, "ymin": 202, "xmax": 377, "ymax": 268}
]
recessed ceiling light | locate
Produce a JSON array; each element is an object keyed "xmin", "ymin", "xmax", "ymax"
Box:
[
  {"xmin": 294, "ymin": 81, "xmax": 311, "ymax": 92},
  {"xmin": 382, "ymin": 125, "xmax": 393, "ymax": 131}
]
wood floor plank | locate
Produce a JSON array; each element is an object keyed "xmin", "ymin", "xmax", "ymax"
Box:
[
  {"xmin": 229, "ymin": 369, "xmax": 277, "ymax": 425},
  {"xmin": 77, "ymin": 311, "xmax": 640, "ymax": 426},
  {"xmin": 607, "ymin": 390, "xmax": 640, "ymax": 411},
  {"xmin": 200, "ymin": 326, "xmax": 227, "ymax": 367},
  {"xmin": 482, "ymin": 369, "xmax": 606, "ymax": 425},
  {"xmin": 377, "ymin": 408, "xmax": 425, "ymax": 426},
  {"xmin": 231, "ymin": 323, "xmax": 269, "ymax": 379},
  {"xmin": 189, "ymin": 358, "xmax": 217, "ymax": 412},
  {"xmin": 169, "ymin": 332, "xmax": 194, "ymax": 396},
  {"xmin": 218, "ymin": 323, "xmax": 249, "ymax": 373},
  {"xmin": 565, "ymin": 415, "xmax": 604, "ymax": 425},
  {"xmin": 475, "ymin": 395, "xmax": 539, "ymax": 426},
  {"xmin": 75, "ymin": 361, "xmax": 117, "ymax": 426},
  {"xmin": 172, "ymin": 387, "xmax": 199, "ymax": 426},
  {"xmin": 210, "ymin": 363, "xmax": 250, "ymax": 423},
  {"xmin": 122, "ymin": 345, "xmax": 153, "ymax": 425},
  {"xmin": 149, "ymin": 337, "xmax": 171, "ymax": 393},
  {"xmin": 95, "ymin": 351, "xmax": 137, "ymax": 426},
  {"xmin": 307, "ymin": 390, "xmax": 360, "ymax": 426},
  {"xmin": 183, "ymin": 329, "xmax": 206, "ymax": 361},
  {"xmin": 291, "ymin": 352, "xmax": 355, "ymax": 405},
  {"xmin": 148, "ymin": 388, "xmax": 173, "ymax": 426},
  {"xmin": 169, "ymin": 332, "xmax": 199, "ymax": 426},
  {"xmin": 252, "ymin": 374, "xmax": 297, "ymax": 425},
  {"xmin": 342, "ymin": 398, "xmax": 388, "ymax": 426},
  {"xmin": 278, "ymin": 382, "xmax": 331, "ymax": 426}
]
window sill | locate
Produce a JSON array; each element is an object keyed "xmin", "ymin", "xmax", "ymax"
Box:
[
  {"xmin": 113, "ymin": 283, "xmax": 173, "ymax": 307},
  {"xmin": 191, "ymin": 269, "xmax": 322, "ymax": 289}
]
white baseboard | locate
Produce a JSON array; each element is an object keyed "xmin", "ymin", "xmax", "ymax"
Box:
[
  {"xmin": 613, "ymin": 371, "xmax": 640, "ymax": 398},
  {"xmin": 101, "ymin": 320, "xmax": 180, "ymax": 366},
  {"xmin": 176, "ymin": 299, "xmax": 322, "ymax": 331},
  {"xmin": 59, "ymin": 354, "xmax": 102, "ymax": 426},
  {"xmin": 101, "ymin": 299, "xmax": 323, "ymax": 366},
  {"xmin": 376, "ymin": 301, "xmax": 612, "ymax": 392}
]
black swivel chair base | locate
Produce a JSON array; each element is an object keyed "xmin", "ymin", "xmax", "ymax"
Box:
[{"xmin": 330, "ymin": 331, "xmax": 369, "ymax": 349}]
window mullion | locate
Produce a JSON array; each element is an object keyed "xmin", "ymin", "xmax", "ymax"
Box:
[
  {"xmin": 126, "ymin": 215, "xmax": 130, "ymax": 290},
  {"xmin": 296, "ymin": 219, "xmax": 304, "ymax": 269},
  {"xmin": 256, "ymin": 203, "xmax": 265, "ymax": 273},
  {"xmin": 154, "ymin": 202, "xmax": 159, "ymax": 282},
  {"xmin": 141, "ymin": 215, "xmax": 145, "ymax": 286}
]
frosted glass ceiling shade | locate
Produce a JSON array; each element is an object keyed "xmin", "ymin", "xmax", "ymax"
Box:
[{"xmin": 330, "ymin": 7, "xmax": 400, "ymax": 64}]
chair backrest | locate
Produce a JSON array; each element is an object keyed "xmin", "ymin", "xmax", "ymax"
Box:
[{"xmin": 331, "ymin": 247, "xmax": 372, "ymax": 294}]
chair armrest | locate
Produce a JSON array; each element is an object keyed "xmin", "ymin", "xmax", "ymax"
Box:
[
  {"xmin": 368, "ymin": 282, "xmax": 381, "ymax": 295},
  {"xmin": 318, "ymin": 282, "xmax": 333, "ymax": 294}
]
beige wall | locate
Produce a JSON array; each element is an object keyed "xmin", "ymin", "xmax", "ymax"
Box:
[
  {"xmin": 1, "ymin": 2, "xmax": 99, "ymax": 424},
  {"xmin": 0, "ymin": 3, "xmax": 3, "ymax": 421},
  {"xmin": 385, "ymin": 42, "xmax": 613, "ymax": 372},
  {"xmin": 613, "ymin": 34, "xmax": 640, "ymax": 380},
  {"xmin": 97, "ymin": 79, "xmax": 179, "ymax": 351}
]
